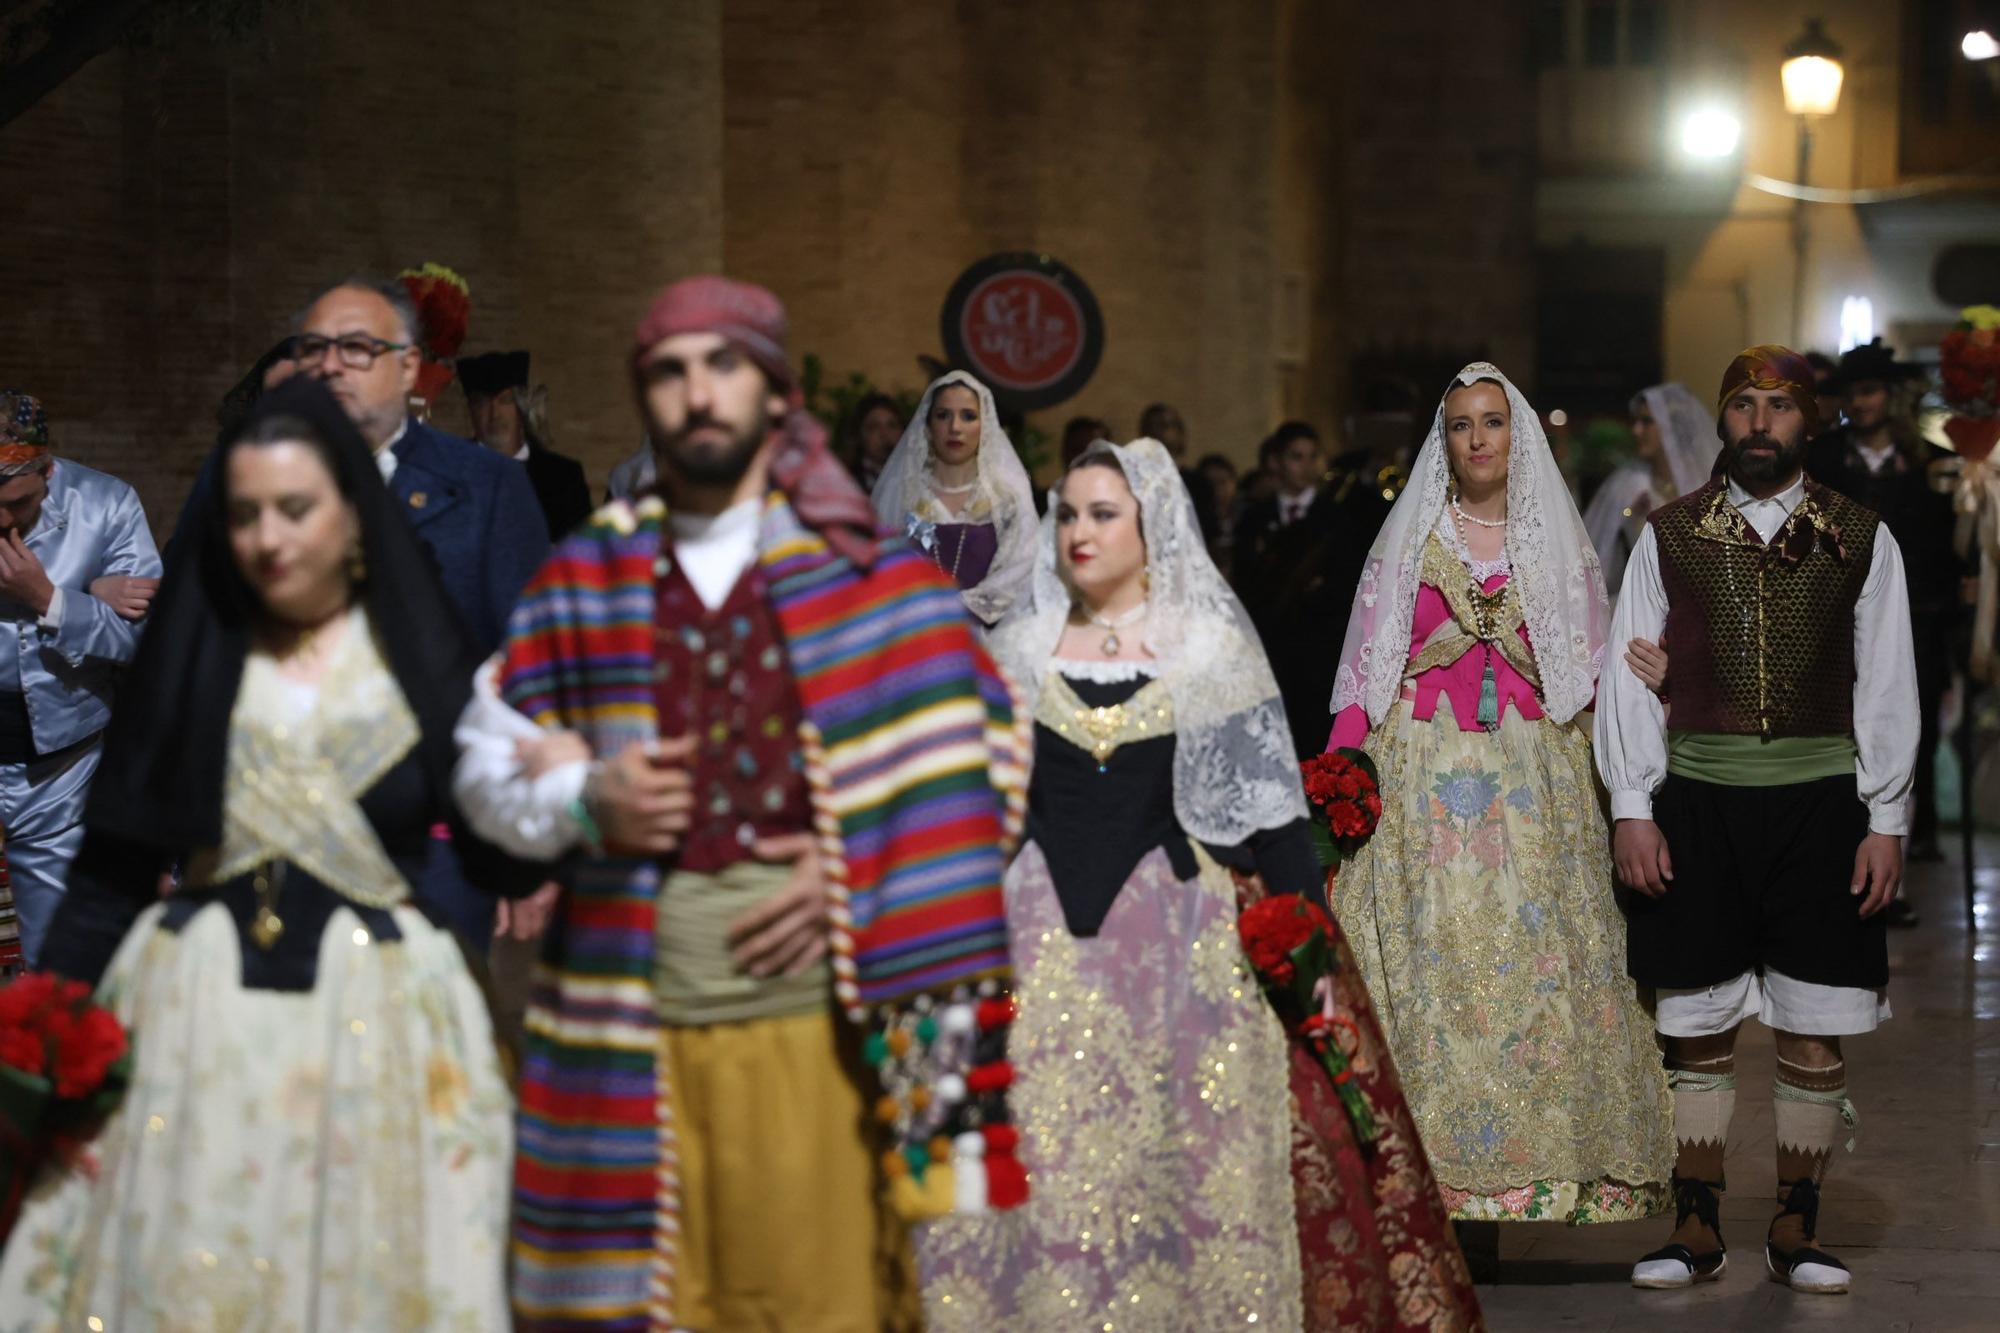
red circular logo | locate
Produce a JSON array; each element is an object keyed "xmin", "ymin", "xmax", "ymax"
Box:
[{"xmin": 958, "ymin": 271, "xmax": 1085, "ymax": 392}]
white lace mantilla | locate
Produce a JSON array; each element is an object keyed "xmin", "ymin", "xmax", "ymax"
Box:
[
  {"xmin": 1437, "ymin": 506, "xmax": 1514, "ymax": 583},
  {"xmin": 869, "ymin": 371, "xmax": 1037, "ymax": 624},
  {"xmin": 1330, "ymin": 363, "xmax": 1610, "ymax": 726},
  {"xmin": 990, "ymin": 438, "xmax": 1307, "ymax": 844}
]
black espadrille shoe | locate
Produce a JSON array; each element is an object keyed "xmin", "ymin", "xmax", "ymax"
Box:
[{"xmin": 1632, "ymin": 1174, "xmax": 1728, "ymax": 1289}]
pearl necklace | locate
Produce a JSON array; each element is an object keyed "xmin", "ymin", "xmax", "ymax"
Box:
[
  {"xmin": 929, "ymin": 477, "xmax": 978, "ymax": 496},
  {"xmin": 1084, "ymin": 600, "xmax": 1148, "ymax": 656},
  {"xmin": 1450, "ymin": 497, "xmax": 1507, "ymax": 529}
]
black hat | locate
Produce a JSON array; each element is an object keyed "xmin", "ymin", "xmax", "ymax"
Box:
[
  {"xmin": 458, "ymin": 350, "xmax": 530, "ymax": 397},
  {"xmin": 1831, "ymin": 339, "xmax": 1922, "ymax": 391}
]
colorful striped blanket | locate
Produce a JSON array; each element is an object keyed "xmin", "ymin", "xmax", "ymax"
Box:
[{"xmin": 499, "ymin": 492, "xmax": 1027, "ymax": 1330}]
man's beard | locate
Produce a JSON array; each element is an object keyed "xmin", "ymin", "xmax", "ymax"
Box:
[
  {"xmin": 1725, "ymin": 430, "xmax": 1805, "ymax": 486},
  {"xmin": 657, "ymin": 408, "xmax": 769, "ymax": 487}
]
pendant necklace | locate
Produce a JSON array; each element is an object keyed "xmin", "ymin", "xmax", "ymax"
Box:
[
  {"xmin": 1450, "ymin": 498, "xmax": 1509, "ymax": 732},
  {"xmin": 924, "ymin": 476, "xmax": 976, "ymax": 584},
  {"xmin": 1086, "ymin": 600, "xmax": 1148, "ymax": 656}
]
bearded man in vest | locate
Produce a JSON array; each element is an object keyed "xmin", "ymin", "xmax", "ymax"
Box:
[
  {"xmin": 452, "ymin": 276, "xmax": 1028, "ymax": 1331},
  {"xmin": 1595, "ymin": 345, "xmax": 1918, "ymax": 1297}
]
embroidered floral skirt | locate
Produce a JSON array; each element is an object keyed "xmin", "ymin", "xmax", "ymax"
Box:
[
  {"xmin": 0, "ymin": 898, "xmax": 514, "ymax": 1330},
  {"xmin": 915, "ymin": 841, "xmax": 1483, "ymax": 1331},
  {"xmin": 1335, "ymin": 697, "xmax": 1674, "ymax": 1224}
]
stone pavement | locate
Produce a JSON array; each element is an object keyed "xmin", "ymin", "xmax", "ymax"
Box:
[{"xmin": 1478, "ymin": 833, "xmax": 2000, "ymax": 1332}]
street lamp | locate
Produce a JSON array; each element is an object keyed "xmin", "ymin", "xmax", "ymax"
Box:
[
  {"xmin": 1781, "ymin": 19, "xmax": 1846, "ymax": 116},
  {"xmin": 1782, "ymin": 18, "xmax": 1844, "ymax": 345}
]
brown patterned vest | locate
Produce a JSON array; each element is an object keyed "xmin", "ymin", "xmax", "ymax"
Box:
[
  {"xmin": 652, "ymin": 553, "xmax": 812, "ymax": 873},
  {"xmin": 1651, "ymin": 478, "xmax": 1878, "ymax": 737}
]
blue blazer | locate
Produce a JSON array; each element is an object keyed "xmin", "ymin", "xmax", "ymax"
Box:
[
  {"xmin": 388, "ymin": 423, "xmax": 551, "ymax": 947},
  {"xmin": 387, "ymin": 421, "xmax": 550, "ymax": 656}
]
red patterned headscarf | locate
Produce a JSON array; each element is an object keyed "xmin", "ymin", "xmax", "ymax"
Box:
[
  {"xmin": 632, "ymin": 276, "xmax": 878, "ymax": 566},
  {"xmin": 1717, "ymin": 344, "xmax": 1823, "ymax": 438}
]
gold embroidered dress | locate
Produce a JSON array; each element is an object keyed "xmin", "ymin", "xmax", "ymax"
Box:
[
  {"xmin": 925, "ymin": 438, "xmax": 1484, "ymax": 1331},
  {"xmin": 1330, "ymin": 531, "xmax": 1673, "ymax": 1222},
  {"xmin": 1328, "ymin": 365, "xmax": 1673, "ymax": 1226},
  {"xmin": 917, "ymin": 665, "xmax": 1308, "ymax": 1331},
  {"xmin": 0, "ymin": 611, "xmax": 514, "ymax": 1330}
]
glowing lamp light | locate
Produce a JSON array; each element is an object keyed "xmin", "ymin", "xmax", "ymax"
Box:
[
  {"xmin": 1782, "ymin": 20, "xmax": 1846, "ymax": 117},
  {"xmin": 1548, "ymin": 409, "xmax": 1570, "ymax": 428},
  {"xmin": 1681, "ymin": 108, "xmax": 1743, "ymax": 159},
  {"xmin": 1965, "ymin": 31, "xmax": 2000, "ymax": 62},
  {"xmin": 1838, "ymin": 296, "xmax": 1875, "ymax": 353}
]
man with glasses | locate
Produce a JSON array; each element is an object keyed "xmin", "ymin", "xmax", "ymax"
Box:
[
  {"xmin": 294, "ymin": 279, "xmax": 551, "ymax": 948},
  {"xmin": 292, "ymin": 279, "xmax": 550, "ymax": 650}
]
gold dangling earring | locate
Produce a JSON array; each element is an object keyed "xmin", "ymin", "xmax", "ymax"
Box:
[{"xmin": 346, "ymin": 538, "xmax": 367, "ymax": 585}]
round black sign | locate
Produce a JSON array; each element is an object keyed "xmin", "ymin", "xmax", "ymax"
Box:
[{"xmin": 940, "ymin": 253, "xmax": 1105, "ymax": 411}]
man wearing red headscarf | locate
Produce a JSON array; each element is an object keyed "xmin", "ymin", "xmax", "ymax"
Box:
[
  {"xmin": 1596, "ymin": 345, "xmax": 1918, "ymax": 1297},
  {"xmin": 453, "ymin": 277, "xmax": 1030, "ymax": 1331}
]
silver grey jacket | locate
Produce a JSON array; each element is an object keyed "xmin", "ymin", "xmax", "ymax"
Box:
[{"xmin": 0, "ymin": 458, "xmax": 160, "ymax": 755}]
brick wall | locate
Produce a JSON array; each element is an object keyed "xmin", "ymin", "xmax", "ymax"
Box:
[
  {"xmin": 1332, "ymin": 2, "xmax": 1539, "ymax": 411},
  {"xmin": 1, "ymin": 0, "xmax": 1535, "ymax": 528},
  {"xmin": 719, "ymin": 0, "xmax": 1286, "ymax": 471},
  {"xmin": 1, "ymin": 0, "xmax": 722, "ymax": 534}
]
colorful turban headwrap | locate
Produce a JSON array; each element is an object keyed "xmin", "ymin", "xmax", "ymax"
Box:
[
  {"xmin": 630, "ymin": 276, "xmax": 878, "ymax": 566},
  {"xmin": 1717, "ymin": 344, "xmax": 1823, "ymax": 439},
  {"xmin": 0, "ymin": 391, "xmax": 51, "ymax": 477}
]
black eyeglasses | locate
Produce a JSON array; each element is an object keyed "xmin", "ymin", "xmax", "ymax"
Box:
[{"xmin": 287, "ymin": 334, "xmax": 412, "ymax": 369}]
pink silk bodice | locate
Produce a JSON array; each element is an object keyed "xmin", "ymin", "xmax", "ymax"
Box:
[{"xmin": 1327, "ymin": 571, "xmax": 1545, "ymax": 751}]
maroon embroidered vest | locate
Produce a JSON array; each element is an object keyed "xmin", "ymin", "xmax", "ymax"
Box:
[
  {"xmin": 653, "ymin": 551, "xmax": 812, "ymax": 872},
  {"xmin": 1651, "ymin": 479, "xmax": 1878, "ymax": 738}
]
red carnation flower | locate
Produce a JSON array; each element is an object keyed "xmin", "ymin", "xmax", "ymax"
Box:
[
  {"xmin": 0, "ymin": 972, "xmax": 59, "ymax": 1027},
  {"xmin": 0, "ymin": 1025, "xmax": 44, "ymax": 1074},
  {"xmin": 52, "ymin": 1006, "xmax": 127, "ymax": 1100},
  {"xmin": 1326, "ymin": 801, "xmax": 1375, "ymax": 838},
  {"xmin": 1238, "ymin": 896, "xmax": 1330, "ymax": 978}
]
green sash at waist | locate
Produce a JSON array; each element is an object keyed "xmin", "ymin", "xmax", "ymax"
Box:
[
  {"xmin": 1666, "ymin": 731, "xmax": 1856, "ymax": 788},
  {"xmin": 653, "ymin": 860, "xmax": 831, "ymax": 1026}
]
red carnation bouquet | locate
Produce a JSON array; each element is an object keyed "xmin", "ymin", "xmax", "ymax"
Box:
[
  {"xmin": 1300, "ymin": 747, "xmax": 1383, "ymax": 872},
  {"xmin": 0, "ymin": 972, "xmax": 133, "ymax": 1241},
  {"xmin": 1238, "ymin": 895, "xmax": 1378, "ymax": 1141}
]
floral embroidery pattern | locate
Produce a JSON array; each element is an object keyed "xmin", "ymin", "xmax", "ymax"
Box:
[
  {"xmin": 0, "ymin": 902, "xmax": 513, "ymax": 1329},
  {"xmin": 1335, "ymin": 699, "xmax": 1674, "ymax": 1222},
  {"xmin": 915, "ymin": 843, "xmax": 1305, "ymax": 1331}
]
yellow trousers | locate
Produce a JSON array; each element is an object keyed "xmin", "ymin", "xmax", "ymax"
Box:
[{"xmin": 665, "ymin": 1009, "xmax": 918, "ymax": 1332}]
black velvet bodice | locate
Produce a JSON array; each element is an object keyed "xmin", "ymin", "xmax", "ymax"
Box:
[
  {"xmin": 41, "ymin": 748, "xmax": 542, "ymax": 990},
  {"xmin": 1025, "ymin": 673, "xmax": 1323, "ymax": 936}
]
